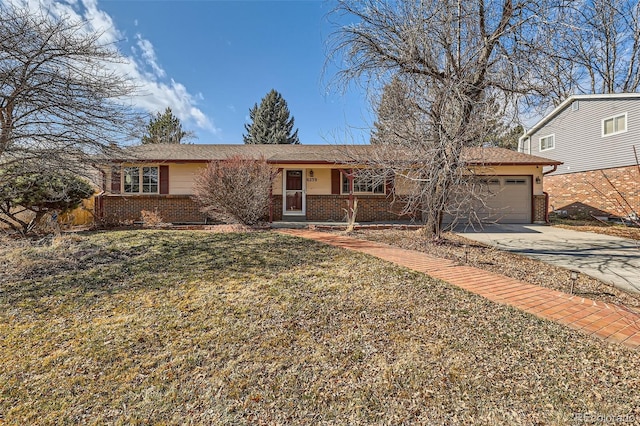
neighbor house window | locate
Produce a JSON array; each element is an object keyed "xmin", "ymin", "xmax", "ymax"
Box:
[
  {"xmin": 602, "ymin": 113, "xmax": 627, "ymax": 136},
  {"xmin": 123, "ymin": 166, "xmax": 158, "ymax": 193},
  {"xmin": 342, "ymin": 174, "xmax": 385, "ymax": 194},
  {"xmin": 539, "ymin": 134, "xmax": 555, "ymax": 151}
]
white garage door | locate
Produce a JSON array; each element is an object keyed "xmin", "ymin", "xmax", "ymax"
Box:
[{"xmin": 477, "ymin": 176, "xmax": 532, "ymax": 223}]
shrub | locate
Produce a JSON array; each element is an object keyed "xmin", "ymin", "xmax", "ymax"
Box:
[
  {"xmin": 141, "ymin": 209, "xmax": 165, "ymax": 227},
  {"xmin": 0, "ymin": 168, "xmax": 94, "ymax": 235},
  {"xmin": 192, "ymin": 156, "xmax": 278, "ymax": 226}
]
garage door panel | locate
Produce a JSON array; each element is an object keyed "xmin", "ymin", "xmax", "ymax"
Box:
[
  {"xmin": 479, "ymin": 177, "xmax": 531, "ymax": 223},
  {"xmin": 444, "ymin": 176, "xmax": 531, "ymax": 224}
]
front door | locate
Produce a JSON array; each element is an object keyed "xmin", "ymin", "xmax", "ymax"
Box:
[{"xmin": 284, "ymin": 170, "xmax": 305, "ymax": 215}]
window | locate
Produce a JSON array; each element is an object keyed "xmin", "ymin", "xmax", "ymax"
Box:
[
  {"xmin": 142, "ymin": 167, "xmax": 159, "ymax": 193},
  {"xmin": 505, "ymin": 178, "xmax": 527, "ymax": 185},
  {"xmin": 478, "ymin": 178, "xmax": 500, "ymax": 186},
  {"xmin": 539, "ymin": 134, "xmax": 555, "ymax": 151},
  {"xmin": 123, "ymin": 167, "xmax": 140, "ymax": 193},
  {"xmin": 123, "ymin": 166, "xmax": 158, "ymax": 193},
  {"xmin": 602, "ymin": 113, "xmax": 627, "ymax": 136},
  {"xmin": 342, "ymin": 173, "xmax": 385, "ymax": 194}
]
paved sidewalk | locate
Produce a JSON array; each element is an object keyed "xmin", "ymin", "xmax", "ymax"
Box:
[{"xmin": 278, "ymin": 229, "xmax": 640, "ymax": 349}]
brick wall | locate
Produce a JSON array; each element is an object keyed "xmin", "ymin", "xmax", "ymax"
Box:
[
  {"xmin": 102, "ymin": 192, "xmax": 544, "ymax": 224},
  {"xmin": 533, "ymin": 194, "xmax": 546, "ymax": 223},
  {"xmin": 545, "ymin": 165, "xmax": 640, "ymax": 218},
  {"xmin": 271, "ymin": 195, "xmax": 283, "ymax": 221},
  {"xmin": 100, "ymin": 195, "xmax": 208, "ymax": 223},
  {"xmin": 101, "ymin": 193, "xmax": 410, "ymax": 224},
  {"xmin": 306, "ymin": 195, "xmax": 408, "ymax": 222}
]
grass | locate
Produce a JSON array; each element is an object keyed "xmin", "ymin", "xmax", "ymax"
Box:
[{"xmin": 1, "ymin": 230, "xmax": 640, "ymax": 424}]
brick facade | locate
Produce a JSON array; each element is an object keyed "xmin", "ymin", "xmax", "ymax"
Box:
[
  {"xmin": 307, "ymin": 195, "xmax": 408, "ymax": 222},
  {"xmin": 271, "ymin": 194, "xmax": 409, "ymax": 222},
  {"xmin": 544, "ymin": 165, "xmax": 640, "ymax": 218},
  {"xmin": 271, "ymin": 195, "xmax": 283, "ymax": 221},
  {"xmin": 99, "ymin": 195, "xmax": 208, "ymax": 223},
  {"xmin": 533, "ymin": 194, "xmax": 547, "ymax": 223},
  {"xmin": 100, "ymin": 192, "xmax": 544, "ymax": 224}
]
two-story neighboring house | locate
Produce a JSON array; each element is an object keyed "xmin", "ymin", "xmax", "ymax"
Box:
[{"xmin": 518, "ymin": 93, "xmax": 640, "ymax": 219}]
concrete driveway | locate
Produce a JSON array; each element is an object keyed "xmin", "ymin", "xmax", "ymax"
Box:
[{"xmin": 455, "ymin": 224, "xmax": 640, "ymax": 295}]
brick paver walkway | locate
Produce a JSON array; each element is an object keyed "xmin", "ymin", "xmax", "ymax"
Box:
[{"xmin": 279, "ymin": 229, "xmax": 640, "ymax": 349}]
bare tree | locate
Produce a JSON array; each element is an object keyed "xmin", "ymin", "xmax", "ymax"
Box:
[
  {"xmin": 330, "ymin": 0, "xmax": 640, "ymax": 237},
  {"xmin": 0, "ymin": 4, "xmax": 140, "ymax": 178},
  {"xmin": 331, "ymin": 0, "xmax": 552, "ymax": 237},
  {"xmin": 546, "ymin": 0, "xmax": 640, "ymax": 97}
]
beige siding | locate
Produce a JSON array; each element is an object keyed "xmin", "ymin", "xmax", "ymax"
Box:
[
  {"xmin": 105, "ymin": 163, "xmax": 544, "ymax": 199},
  {"xmin": 472, "ymin": 165, "xmax": 543, "ymax": 195},
  {"xmin": 395, "ymin": 165, "xmax": 543, "ymax": 196},
  {"xmin": 306, "ymin": 168, "xmax": 332, "ymax": 195},
  {"xmin": 394, "ymin": 174, "xmax": 417, "ymax": 196},
  {"xmin": 169, "ymin": 163, "xmax": 206, "ymax": 194},
  {"xmin": 273, "ymin": 173, "xmax": 282, "ymax": 195}
]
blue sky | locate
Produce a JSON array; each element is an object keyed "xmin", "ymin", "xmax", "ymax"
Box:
[{"xmin": 9, "ymin": 0, "xmax": 374, "ymax": 144}]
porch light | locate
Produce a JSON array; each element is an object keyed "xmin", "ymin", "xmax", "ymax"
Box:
[
  {"xmin": 535, "ymin": 176, "xmax": 541, "ymax": 184},
  {"xmin": 309, "ymin": 169, "xmax": 314, "ymax": 177},
  {"xmin": 569, "ymin": 270, "xmax": 579, "ymax": 294}
]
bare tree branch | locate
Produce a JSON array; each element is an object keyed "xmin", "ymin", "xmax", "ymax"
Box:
[{"xmin": 0, "ymin": 4, "xmax": 142, "ymax": 179}]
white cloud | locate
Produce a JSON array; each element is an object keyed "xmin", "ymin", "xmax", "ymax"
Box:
[
  {"xmin": 1, "ymin": 0, "xmax": 216, "ymax": 133},
  {"xmin": 136, "ymin": 33, "xmax": 166, "ymax": 79}
]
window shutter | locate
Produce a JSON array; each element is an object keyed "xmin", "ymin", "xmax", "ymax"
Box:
[
  {"xmin": 159, "ymin": 165, "xmax": 169, "ymax": 194},
  {"xmin": 331, "ymin": 169, "xmax": 341, "ymax": 194},
  {"xmin": 111, "ymin": 167, "xmax": 121, "ymax": 193}
]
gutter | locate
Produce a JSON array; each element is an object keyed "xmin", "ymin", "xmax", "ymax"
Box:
[{"xmin": 94, "ymin": 190, "xmax": 105, "ymax": 222}]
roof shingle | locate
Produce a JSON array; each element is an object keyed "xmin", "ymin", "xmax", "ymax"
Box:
[{"xmin": 115, "ymin": 144, "xmax": 562, "ymax": 166}]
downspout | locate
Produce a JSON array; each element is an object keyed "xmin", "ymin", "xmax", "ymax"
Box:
[
  {"xmin": 348, "ymin": 168, "xmax": 354, "ymax": 218},
  {"xmin": 270, "ymin": 168, "xmax": 282, "ymax": 223},
  {"xmin": 542, "ymin": 165, "xmax": 558, "ymax": 223},
  {"xmin": 543, "ymin": 192, "xmax": 550, "ymax": 223},
  {"xmin": 95, "ymin": 167, "xmax": 107, "ymax": 222},
  {"xmin": 269, "ymin": 184, "xmax": 273, "ymax": 223},
  {"xmin": 95, "ymin": 191, "xmax": 105, "ymax": 221}
]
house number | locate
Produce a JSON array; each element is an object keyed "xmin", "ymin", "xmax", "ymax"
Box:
[{"xmin": 306, "ymin": 178, "xmax": 318, "ymax": 182}]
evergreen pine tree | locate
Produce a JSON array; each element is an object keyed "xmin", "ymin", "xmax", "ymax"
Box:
[
  {"xmin": 371, "ymin": 77, "xmax": 420, "ymax": 145},
  {"xmin": 243, "ymin": 90, "xmax": 300, "ymax": 144},
  {"xmin": 141, "ymin": 107, "xmax": 193, "ymax": 144}
]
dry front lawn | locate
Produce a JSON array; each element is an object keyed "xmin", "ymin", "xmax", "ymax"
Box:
[{"xmin": 1, "ymin": 230, "xmax": 639, "ymax": 424}]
